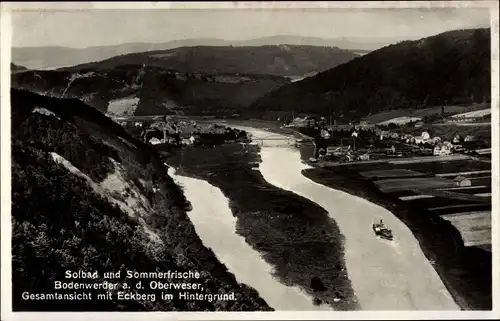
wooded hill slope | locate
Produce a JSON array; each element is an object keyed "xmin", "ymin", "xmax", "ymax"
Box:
[
  {"xmin": 11, "ymin": 65, "xmax": 289, "ymax": 117},
  {"xmin": 11, "ymin": 88, "xmax": 271, "ymax": 311},
  {"xmin": 58, "ymin": 45, "xmax": 358, "ymax": 77},
  {"xmin": 13, "ymin": 41, "xmax": 360, "ymax": 71},
  {"xmin": 250, "ymin": 28, "xmax": 491, "ymax": 121}
]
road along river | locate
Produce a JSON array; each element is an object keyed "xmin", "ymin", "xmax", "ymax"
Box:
[
  {"xmin": 167, "ymin": 166, "xmax": 332, "ymax": 311},
  {"xmin": 237, "ymin": 127, "xmax": 459, "ymax": 311}
]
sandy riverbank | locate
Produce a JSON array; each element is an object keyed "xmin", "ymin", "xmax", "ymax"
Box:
[{"xmin": 241, "ymin": 127, "xmax": 459, "ymax": 311}]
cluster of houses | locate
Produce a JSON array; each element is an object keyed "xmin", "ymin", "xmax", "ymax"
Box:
[
  {"xmin": 136, "ymin": 119, "xmax": 248, "ymax": 148},
  {"xmin": 316, "ymin": 125, "xmax": 484, "ymax": 162},
  {"xmin": 321, "ymin": 146, "xmax": 371, "ymax": 162},
  {"xmin": 288, "ymin": 116, "xmax": 328, "ymax": 128},
  {"xmin": 146, "ymin": 134, "xmax": 196, "ymax": 146},
  {"xmin": 142, "ymin": 120, "xmax": 200, "ymax": 147},
  {"xmin": 380, "ymin": 129, "xmax": 478, "ymax": 156}
]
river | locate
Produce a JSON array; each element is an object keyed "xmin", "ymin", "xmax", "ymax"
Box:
[
  {"xmin": 240, "ymin": 127, "xmax": 459, "ymax": 311},
  {"xmin": 167, "ymin": 126, "xmax": 460, "ymax": 311},
  {"xmin": 167, "ymin": 166, "xmax": 332, "ymax": 311}
]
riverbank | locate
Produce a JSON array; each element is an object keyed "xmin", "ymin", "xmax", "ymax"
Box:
[
  {"xmin": 166, "ymin": 142, "xmax": 358, "ymax": 311},
  {"xmin": 302, "ymin": 166, "xmax": 492, "ymax": 310}
]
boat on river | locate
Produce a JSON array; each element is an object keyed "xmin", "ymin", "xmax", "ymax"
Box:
[{"xmin": 372, "ymin": 219, "xmax": 393, "ymax": 241}]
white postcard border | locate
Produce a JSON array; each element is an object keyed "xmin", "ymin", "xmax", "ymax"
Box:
[{"xmin": 1, "ymin": 2, "xmax": 499, "ymax": 320}]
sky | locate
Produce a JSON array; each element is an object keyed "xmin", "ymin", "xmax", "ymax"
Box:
[{"xmin": 11, "ymin": 7, "xmax": 491, "ymax": 48}]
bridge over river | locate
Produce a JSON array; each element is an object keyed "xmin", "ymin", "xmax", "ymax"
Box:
[
  {"xmin": 245, "ymin": 130, "xmax": 314, "ymax": 148},
  {"xmin": 253, "ymin": 136, "xmax": 297, "ymax": 147}
]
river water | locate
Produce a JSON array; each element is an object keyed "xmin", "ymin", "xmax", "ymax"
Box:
[
  {"xmin": 167, "ymin": 166, "xmax": 332, "ymax": 311},
  {"xmin": 167, "ymin": 126, "xmax": 459, "ymax": 311},
  {"xmin": 241, "ymin": 127, "xmax": 459, "ymax": 311}
]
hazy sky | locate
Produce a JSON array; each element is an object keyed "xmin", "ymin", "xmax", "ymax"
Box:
[{"xmin": 12, "ymin": 7, "xmax": 490, "ymax": 48}]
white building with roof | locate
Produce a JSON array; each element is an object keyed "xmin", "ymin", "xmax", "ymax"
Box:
[
  {"xmin": 421, "ymin": 131, "xmax": 430, "ymax": 140},
  {"xmin": 148, "ymin": 137, "xmax": 162, "ymax": 145},
  {"xmin": 433, "ymin": 142, "xmax": 452, "ymax": 156}
]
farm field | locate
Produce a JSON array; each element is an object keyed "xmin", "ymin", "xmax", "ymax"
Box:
[
  {"xmin": 402, "ymin": 197, "xmax": 476, "ymax": 210},
  {"xmin": 428, "ymin": 204, "xmax": 492, "ymax": 216},
  {"xmin": 361, "ymin": 104, "xmax": 489, "ymax": 124},
  {"xmin": 360, "ymin": 169, "xmax": 427, "ymax": 179},
  {"xmin": 389, "ymin": 160, "xmax": 491, "ymax": 175},
  {"xmin": 386, "ymin": 190, "xmax": 423, "ymax": 198},
  {"xmin": 450, "ymin": 108, "xmax": 491, "ymax": 119},
  {"xmin": 337, "ymin": 157, "xmax": 492, "ymax": 258},
  {"xmin": 440, "ymin": 212, "xmax": 491, "ymax": 248},
  {"xmin": 418, "ymin": 189, "xmax": 490, "ymax": 203},
  {"xmin": 374, "ymin": 177, "xmax": 455, "ymax": 192},
  {"xmin": 467, "ymin": 177, "xmax": 492, "ymax": 186},
  {"xmin": 302, "ymin": 164, "xmax": 492, "ymax": 310},
  {"xmin": 388, "ymin": 155, "xmax": 472, "ymax": 164},
  {"xmin": 398, "ymin": 195, "xmax": 435, "ymax": 201},
  {"xmin": 399, "ymin": 123, "xmax": 491, "ymax": 142},
  {"xmin": 440, "ymin": 186, "xmax": 491, "ymax": 194},
  {"xmin": 436, "ymin": 170, "xmax": 491, "ymax": 177}
]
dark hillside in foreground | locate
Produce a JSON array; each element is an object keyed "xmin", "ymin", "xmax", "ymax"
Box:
[
  {"xmin": 10, "ymin": 89, "xmax": 271, "ymax": 311},
  {"xmin": 59, "ymin": 45, "xmax": 359, "ymax": 77},
  {"xmin": 11, "ymin": 65, "xmax": 289, "ymax": 116},
  {"xmin": 251, "ymin": 28, "xmax": 491, "ymax": 121}
]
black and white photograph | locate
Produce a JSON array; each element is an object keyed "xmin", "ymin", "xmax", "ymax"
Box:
[{"xmin": 1, "ymin": 1, "xmax": 499, "ymax": 319}]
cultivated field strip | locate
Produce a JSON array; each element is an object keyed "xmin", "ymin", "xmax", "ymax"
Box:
[
  {"xmin": 441, "ymin": 210, "xmax": 491, "ymax": 219},
  {"xmin": 416, "ymin": 189, "xmax": 490, "ymax": 203},
  {"xmin": 474, "ymin": 193, "xmax": 491, "ymax": 197},
  {"xmin": 430, "ymin": 204, "xmax": 492, "ymax": 216},
  {"xmin": 437, "ymin": 185, "xmax": 489, "ymax": 191},
  {"xmin": 388, "ymin": 155, "xmax": 471, "ymax": 164},
  {"xmin": 375, "ymin": 177, "xmax": 455, "ymax": 193},
  {"xmin": 399, "ymin": 195, "xmax": 435, "ymax": 201},
  {"xmin": 360, "ymin": 169, "xmax": 427, "ymax": 179},
  {"xmin": 428, "ymin": 204, "xmax": 491, "ymax": 212},
  {"xmin": 440, "ymin": 211, "xmax": 491, "ymax": 248},
  {"xmin": 389, "ymin": 160, "xmax": 491, "ymax": 174},
  {"xmin": 436, "ymin": 170, "xmax": 491, "ymax": 177}
]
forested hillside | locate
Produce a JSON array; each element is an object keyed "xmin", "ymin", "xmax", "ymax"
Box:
[
  {"xmin": 251, "ymin": 28, "xmax": 491, "ymax": 121},
  {"xmin": 11, "ymin": 89, "xmax": 271, "ymax": 311},
  {"xmin": 13, "ymin": 41, "xmax": 360, "ymax": 71},
  {"xmin": 59, "ymin": 45, "xmax": 358, "ymax": 77},
  {"xmin": 11, "ymin": 65, "xmax": 289, "ymax": 116}
]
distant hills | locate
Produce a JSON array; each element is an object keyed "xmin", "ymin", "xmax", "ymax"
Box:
[
  {"xmin": 11, "ymin": 65, "xmax": 290, "ymax": 116},
  {"xmin": 11, "ymin": 29, "xmax": 491, "ymax": 120},
  {"xmin": 12, "ymin": 36, "xmax": 371, "ymax": 70},
  {"xmin": 59, "ymin": 45, "xmax": 358, "ymax": 77},
  {"xmin": 250, "ymin": 28, "xmax": 491, "ymax": 121},
  {"xmin": 11, "ymin": 43, "xmax": 360, "ymax": 117}
]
